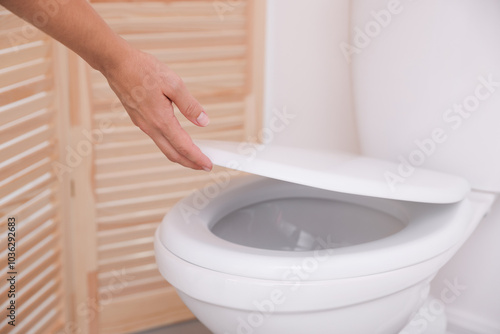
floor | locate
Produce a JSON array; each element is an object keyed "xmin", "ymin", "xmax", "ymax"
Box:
[
  {"xmin": 137, "ymin": 320, "xmax": 459, "ymax": 334},
  {"xmin": 138, "ymin": 320, "xmax": 211, "ymax": 334}
]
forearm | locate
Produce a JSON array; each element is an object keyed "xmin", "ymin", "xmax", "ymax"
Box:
[
  {"xmin": 1, "ymin": 0, "xmax": 213, "ymax": 171},
  {"xmin": 1, "ymin": 0, "xmax": 132, "ymax": 73}
]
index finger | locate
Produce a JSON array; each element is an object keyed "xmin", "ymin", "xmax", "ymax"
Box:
[{"xmin": 160, "ymin": 112, "xmax": 213, "ymax": 171}]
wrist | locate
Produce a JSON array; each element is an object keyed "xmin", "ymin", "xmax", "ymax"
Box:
[{"xmin": 90, "ymin": 37, "xmax": 137, "ymax": 77}]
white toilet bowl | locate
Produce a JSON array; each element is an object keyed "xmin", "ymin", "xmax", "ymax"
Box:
[{"xmin": 155, "ymin": 175, "xmax": 494, "ymax": 334}]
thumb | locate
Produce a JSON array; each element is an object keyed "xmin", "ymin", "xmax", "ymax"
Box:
[{"xmin": 165, "ymin": 76, "xmax": 210, "ymax": 127}]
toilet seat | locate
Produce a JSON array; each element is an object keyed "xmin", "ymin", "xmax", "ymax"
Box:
[
  {"xmin": 158, "ymin": 140, "xmax": 478, "ymax": 281},
  {"xmin": 193, "ymin": 140, "xmax": 470, "ymax": 204},
  {"xmin": 158, "ymin": 176, "xmax": 476, "ymax": 281}
]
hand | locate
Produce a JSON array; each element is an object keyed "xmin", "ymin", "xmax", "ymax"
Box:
[{"xmin": 102, "ymin": 48, "xmax": 213, "ymax": 171}]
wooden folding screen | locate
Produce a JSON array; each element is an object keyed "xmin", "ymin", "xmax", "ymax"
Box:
[{"xmin": 2, "ymin": 1, "xmax": 264, "ymax": 333}]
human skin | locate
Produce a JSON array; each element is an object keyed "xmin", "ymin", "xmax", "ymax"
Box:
[{"xmin": 1, "ymin": 0, "xmax": 213, "ymax": 171}]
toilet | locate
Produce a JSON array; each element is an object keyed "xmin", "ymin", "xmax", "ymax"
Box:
[
  {"xmin": 153, "ymin": 1, "xmax": 500, "ymax": 330},
  {"xmin": 154, "ymin": 136, "xmax": 498, "ymax": 333}
]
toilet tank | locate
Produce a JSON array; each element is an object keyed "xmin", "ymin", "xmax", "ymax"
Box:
[{"xmin": 350, "ymin": 0, "xmax": 500, "ymax": 193}]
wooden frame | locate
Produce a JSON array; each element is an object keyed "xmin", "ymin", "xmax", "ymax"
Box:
[
  {"xmin": 52, "ymin": 40, "xmax": 75, "ymax": 331},
  {"xmin": 245, "ymin": 0, "xmax": 266, "ymax": 141},
  {"xmin": 67, "ymin": 53, "xmax": 101, "ymax": 333}
]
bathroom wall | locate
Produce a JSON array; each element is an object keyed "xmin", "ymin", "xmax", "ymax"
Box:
[{"xmin": 263, "ymin": 0, "xmax": 359, "ymax": 153}]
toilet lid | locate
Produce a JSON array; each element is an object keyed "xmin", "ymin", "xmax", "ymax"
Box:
[{"xmin": 196, "ymin": 140, "xmax": 470, "ymax": 204}]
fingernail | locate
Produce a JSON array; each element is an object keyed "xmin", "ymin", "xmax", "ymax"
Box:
[
  {"xmin": 197, "ymin": 111, "xmax": 210, "ymax": 127},
  {"xmin": 202, "ymin": 166, "xmax": 211, "ymax": 172}
]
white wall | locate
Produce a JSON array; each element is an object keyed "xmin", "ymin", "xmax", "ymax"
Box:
[{"xmin": 263, "ymin": 0, "xmax": 359, "ymax": 153}]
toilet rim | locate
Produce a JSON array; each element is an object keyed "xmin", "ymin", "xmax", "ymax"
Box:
[
  {"xmin": 157, "ymin": 176, "xmax": 480, "ymax": 281},
  {"xmin": 154, "ymin": 228, "xmax": 449, "ymax": 312}
]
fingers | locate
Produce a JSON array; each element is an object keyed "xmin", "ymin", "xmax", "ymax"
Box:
[
  {"xmin": 149, "ymin": 129, "xmax": 205, "ymax": 171},
  {"xmin": 136, "ymin": 103, "xmax": 212, "ymax": 171},
  {"xmin": 141, "ymin": 117, "xmax": 213, "ymax": 171},
  {"xmin": 159, "ymin": 112, "xmax": 213, "ymax": 171},
  {"xmin": 129, "ymin": 103, "xmax": 212, "ymax": 171},
  {"xmin": 162, "ymin": 72, "xmax": 210, "ymax": 127}
]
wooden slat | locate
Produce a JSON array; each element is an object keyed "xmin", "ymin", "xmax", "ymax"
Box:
[
  {"xmin": 95, "ymin": 166, "xmax": 232, "ymax": 193},
  {"xmin": 99, "ymin": 276, "xmax": 168, "ymax": 299},
  {"xmin": 0, "ymin": 249, "xmax": 59, "ymax": 310},
  {"xmin": 0, "ymin": 27, "xmax": 47, "ymax": 50},
  {"xmin": 95, "ymin": 152, "xmax": 171, "ymax": 174},
  {"xmin": 150, "ymin": 45, "xmax": 246, "ymax": 63},
  {"xmin": 97, "ymin": 223, "xmax": 158, "ymax": 246},
  {"xmin": 0, "ymin": 172, "xmax": 54, "ymax": 212},
  {"xmin": 94, "ymin": 1, "xmax": 246, "ymax": 17},
  {"xmin": 171, "ymin": 59, "xmax": 247, "ymax": 77},
  {"xmin": 0, "ymin": 187, "xmax": 51, "ymax": 227},
  {"xmin": 94, "ymin": 139, "xmax": 162, "ymax": 160},
  {"xmin": 17, "ymin": 219, "xmax": 57, "ymax": 258},
  {"xmin": 98, "ymin": 250, "xmax": 156, "ymax": 272},
  {"xmin": 96, "ymin": 171, "xmax": 210, "ymax": 201},
  {"xmin": 14, "ymin": 234, "xmax": 59, "ymax": 274},
  {"xmin": 0, "ymin": 74, "xmax": 53, "ymax": 106},
  {"xmin": 16, "ymin": 202, "xmax": 57, "ymax": 242},
  {"xmin": 0, "ymin": 124, "xmax": 53, "ymax": 167},
  {"xmin": 97, "ymin": 207, "xmax": 168, "ymax": 228},
  {"xmin": 40, "ymin": 315, "xmax": 64, "ymax": 334},
  {"xmin": 16, "ymin": 264, "xmax": 60, "ymax": 306},
  {"xmin": 99, "ymin": 236, "xmax": 154, "ymax": 260},
  {"xmin": 95, "ymin": 164, "xmax": 195, "ymax": 188},
  {"xmin": 105, "ymin": 15, "xmax": 246, "ymax": 34},
  {"xmin": 37, "ymin": 308, "xmax": 64, "ymax": 334},
  {"xmin": 0, "ymin": 158, "xmax": 52, "ymax": 197},
  {"xmin": 13, "ymin": 293, "xmax": 60, "ymax": 334},
  {"xmin": 0, "ymin": 40, "xmax": 50, "ymax": 70},
  {"xmin": 0, "ymin": 141, "xmax": 55, "ymax": 185},
  {"xmin": 123, "ymin": 29, "xmax": 246, "ymax": 49},
  {"xmin": 194, "ymin": 129, "xmax": 243, "ymax": 140},
  {"xmin": 0, "ymin": 108, "xmax": 54, "ymax": 144},
  {"xmin": 0, "ymin": 58, "xmax": 51, "ymax": 89},
  {"xmin": 96, "ymin": 192, "xmax": 189, "ymax": 216},
  {"xmin": 0, "ymin": 91, "xmax": 53, "ymax": 124},
  {"xmin": 98, "ymin": 263, "xmax": 160, "ymax": 286},
  {"xmin": 0, "ymin": 201, "xmax": 55, "ymax": 246},
  {"xmin": 99, "ymin": 287, "xmax": 193, "ymax": 334},
  {"xmin": 184, "ymin": 72, "xmax": 246, "ymax": 85}
]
